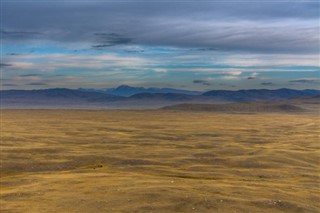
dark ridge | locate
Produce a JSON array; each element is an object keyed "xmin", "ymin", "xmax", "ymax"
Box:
[
  {"xmin": 0, "ymin": 88, "xmax": 125, "ymax": 102},
  {"xmin": 79, "ymin": 85, "xmax": 202, "ymax": 97},
  {"xmin": 128, "ymin": 93, "xmax": 196, "ymax": 101}
]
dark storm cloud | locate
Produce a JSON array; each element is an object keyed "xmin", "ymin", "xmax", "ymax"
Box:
[{"xmin": 2, "ymin": 1, "xmax": 319, "ymax": 53}]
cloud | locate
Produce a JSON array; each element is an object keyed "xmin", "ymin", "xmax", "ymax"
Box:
[
  {"xmin": 193, "ymin": 80, "xmax": 206, "ymax": 84},
  {"xmin": 289, "ymin": 78, "xmax": 320, "ymax": 84},
  {"xmin": 124, "ymin": 47, "xmax": 145, "ymax": 53},
  {"xmin": 1, "ymin": 29, "xmax": 42, "ymax": 40},
  {"xmin": 0, "ymin": 63, "xmax": 12, "ymax": 67},
  {"xmin": 4, "ymin": 53, "xmax": 149, "ymax": 71},
  {"xmin": 194, "ymin": 48, "xmax": 218, "ymax": 51},
  {"xmin": 1, "ymin": 83, "xmax": 18, "ymax": 87},
  {"xmin": 193, "ymin": 79, "xmax": 211, "ymax": 85},
  {"xmin": 261, "ymin": 82, "xmax": 275, "ymax": 86},
  {"xmin": 2, "ymin": 1, "xmax": 319, "ymax": 90},
  {"xmin": 220, "ymin": 54, "xmax": 319, "ymax": 67},
  {"xmin": 2, "ymin": 2, "xmax": 319, "ymax": 53},
  {"xmin": 25, "ymin": 82, "xmax": 47, "ymax": 86},
  {"xmin": 153, "ymin": 68, "xmax": 167, "ymax": 73},
  {"xmin": 247, "ymin": 72, "xmax": 259, "ymax": 80},
  {"xmin": 221, "ymin": 76, "xmax": 240, "ymax": 80},
  {"xmin": 19, "ymin": 74, "xmax": 42, "ymax": 77},
  {"xmin": 12, "ymin": 76, "xmax": 42, "ymax": 81},
  {"xmin": 92, "ymin": 33, "xmax": 132, "ymax": 49}
]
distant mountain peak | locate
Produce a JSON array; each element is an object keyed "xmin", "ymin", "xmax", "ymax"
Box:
[
  {"xmin": 116, "ymin": 85, "xmax": 139, "ymax": 89},
  {"xmin": 82, "ymin": 85, "xmax": 203, "ymax": 97}
]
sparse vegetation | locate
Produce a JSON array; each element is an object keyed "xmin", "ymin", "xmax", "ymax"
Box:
[
  {"xmin": 162, "ymin": 103, "xmax": 305, "ymax": 113},
  {"xmin": 1, "ymin": 110, "xmax": 319, "ymax": 212}
]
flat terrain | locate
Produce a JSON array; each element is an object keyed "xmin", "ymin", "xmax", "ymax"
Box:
[{"xmin": 1, "ymin": 110, "xmax": 319, "ymax": 212}]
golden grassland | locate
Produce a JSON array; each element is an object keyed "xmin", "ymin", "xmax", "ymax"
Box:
[{"xmin": 1, "ymin": 110, "xmax": 319, "ymax": 212}]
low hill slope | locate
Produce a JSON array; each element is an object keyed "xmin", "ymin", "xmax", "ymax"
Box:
[
  {"xmin": 162, "ymin": 103, "xmax": 305, "ymax": 113},
  {"xmin": 203, "ymin": 88, "xmax": 320, "ymax": 102},
  {"xmin": 283, "ymin": 95, "xmax": 320, "ymax": 113}
]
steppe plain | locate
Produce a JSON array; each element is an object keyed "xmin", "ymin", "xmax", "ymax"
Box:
[{"xmin": 1, "ymin": 109, "xmax": 319, "ymax": 212}]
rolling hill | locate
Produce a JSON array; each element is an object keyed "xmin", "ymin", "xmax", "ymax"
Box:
[{"xmin": 203, "ymin": 88, "xmax": 320, "ymax": 102}]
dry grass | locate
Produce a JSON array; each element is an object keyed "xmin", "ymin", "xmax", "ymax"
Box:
[{"xmin": 1, "ymin": 110, "xmax": 319, "ymax": 212}]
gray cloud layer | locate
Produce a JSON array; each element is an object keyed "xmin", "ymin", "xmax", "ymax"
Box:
[
  {"xmin": 0, "ymin": 63, "xmax": 12, "ymax": 67},
  {"xmin": 2, "ymin": 1, "xmax": 319, "ymax": 53},
  {"xmin": 92, "ymin": 33, "xmax": 132, "ymax": 48},
  {"xmin": 25, "ymin": 82, "xmax": 47, "ymax": 86},
  {"xmin": 289, "ymin": 79, "xmax": 320, "ymax": 84},
  {"xmin": 19, "ymin": 74, "xmax": 42, "ymax": 77}
]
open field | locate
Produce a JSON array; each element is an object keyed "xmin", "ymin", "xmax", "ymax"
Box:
[{"xmin": 1, "ymin": 110, "xmax": 319, "ymax": 212}]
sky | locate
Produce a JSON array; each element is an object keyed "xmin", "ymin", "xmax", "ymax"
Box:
[{"xmin": 1, "ymin": 0, "xmax": 319, "ymax": 91}]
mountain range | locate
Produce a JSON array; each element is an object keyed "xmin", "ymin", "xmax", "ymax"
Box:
[
  {"xmin": 1, "ymin": 87, "xmax": 319, "ymax": 109},
  {"xmin": 79, "ymin": 85, "xmax": 202, "ymax": 97}
]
